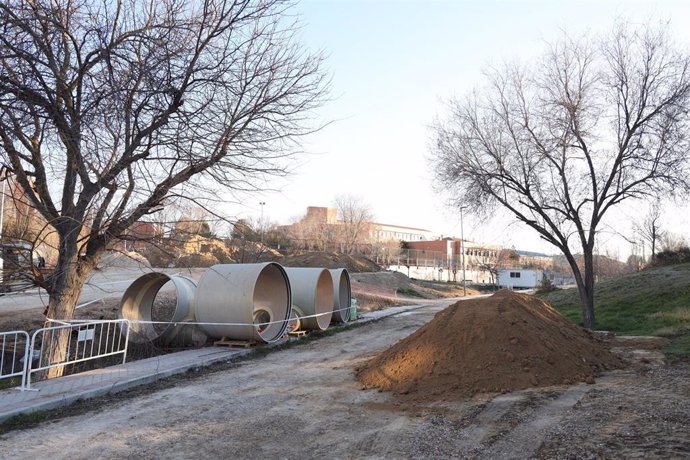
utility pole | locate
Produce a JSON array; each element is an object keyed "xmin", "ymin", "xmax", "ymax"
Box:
[{"xmin": 460, "ymin": 206, "xmax": 467, "ymax": 296}]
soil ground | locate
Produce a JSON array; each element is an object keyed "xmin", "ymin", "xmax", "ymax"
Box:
[
  {"xmin": 1, "ymin": 301, "xmax": 688, "ymax": 459},
  {"xmin": 351, "ymin": 271, "xmax": 478, "ymax": 300}
]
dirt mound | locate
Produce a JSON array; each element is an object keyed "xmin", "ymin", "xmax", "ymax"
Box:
[
  {"xmin": 281, "ymin": 251, "xmax": 380, "ymax": 273},
  {"xmin": 356, "ymin": 290, "xmax": 623, "ymax": 401}
]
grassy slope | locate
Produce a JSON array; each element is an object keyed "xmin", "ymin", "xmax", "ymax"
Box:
[{"xmin": 538, "ymin": 263, "xmax": 690, "ymax": 361}]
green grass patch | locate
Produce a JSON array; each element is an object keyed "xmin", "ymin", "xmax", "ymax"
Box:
[
  {"xmin": 0, "ymin": 410, "xmax": 51, "ymax": 434},
  {"xmin": 664, "ymin": 333, "xmax": 690, "ymax": 363},
  {"xmin": 396, "ymin": 288, "xmax": 424, "ymax": 298},
  {"xmin": 537, "ymin": 263, "xmax": 690, "ymax": 361},
  {"xmin": 0, "ymin": 376, "xmax": 22, "ymax": 391}
]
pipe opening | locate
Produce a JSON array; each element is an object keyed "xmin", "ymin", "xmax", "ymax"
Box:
[
  {"xmin": 284, "ymin": 267, "xmax": 334, "ymax": 331},
  {"xmin": 253, "ymin": 309, "xmax": 271, "ymax": 334},
  {"xmin": 288, "ymin": 307, "xmax": 303, "ymax": 333},
  {"xmin": 314, "ymin": 271, "xmax": 334, "ymax": 330},
  {"xmin": 253, "ymin": 263, "xmax": 291, "ymax": 341},
  {"xmin": 152, "ymin": 280, "xmax": 179, "ymax": 335},
  {"xmin": 119, "ymin": 273, "xmax": 195, "ymax": 344},
  {"xmin": 330, "ymin": 269, "xmax": 352, "ymax": 323},
  {"xmin": 196, "ymin": 263, "xmax": 291, "ymax": 343}
]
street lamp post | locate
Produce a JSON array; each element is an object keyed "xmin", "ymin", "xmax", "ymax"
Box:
[
  {"xmin": 259, "ymin": 201, "xmax": 266, "ymax": 243},
  {"xmin": 460, "ymin": 206, "xmax": 467, "ymax": 296}
]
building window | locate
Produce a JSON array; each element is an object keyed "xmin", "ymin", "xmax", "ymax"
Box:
[{"xmin": 510, "ymin": 272, "xmax": 521, "ymax": 278}]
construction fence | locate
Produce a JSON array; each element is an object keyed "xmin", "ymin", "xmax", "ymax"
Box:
[{"xmin": 0, "ymin": 319, "xmax": 129, "ymax": 390}]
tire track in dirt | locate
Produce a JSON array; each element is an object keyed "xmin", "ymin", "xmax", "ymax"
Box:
[
  {"xmin": 478, "ymin": 384, "xmax": 591, "ymax": 459},
  {"xmin": 451, "ymin": 393, "xmax": 525, "ymax": 455}
]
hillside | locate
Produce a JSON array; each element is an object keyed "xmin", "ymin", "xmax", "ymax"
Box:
[
  {"xmin": 279, "ymin": 251, "xmax": 381, "ymax": 273},
  {"xmin": 538, "ymin": 263, "xmax": 690, "ymax": 361}
]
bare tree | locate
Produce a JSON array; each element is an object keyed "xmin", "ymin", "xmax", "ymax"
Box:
[
  {"xmin": 477, "ymin": 248, "xmax": 517, "ymax": 285},
  {"xmin": 660, "ymin": 231, "xmax": 688, "ymax": 252},
  {"xmin": 634, "ymin": 201, "xmax": 665, "ymax": 262},
  {"xmin": 284, "ymin": 213, "xmax": 335, "ymax": 251},
  {"xmin": 172, "ymin": 205, "xmax": 213, "ymax": 241},
  {"xmin": 431, "ymin": 23, "xmax": 690, "ymax": 328},
  {"xmin": 0, "ymin": 0, "xmax": 327, "ymax": 376},
  {"xmin": 334, "ymin": 194, "xmax": 373, "ymax": 254}
]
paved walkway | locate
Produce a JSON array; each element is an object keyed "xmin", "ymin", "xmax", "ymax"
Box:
[{"xmin": 0, "ymin": 301, "xmax": 445, "ymax": 423}]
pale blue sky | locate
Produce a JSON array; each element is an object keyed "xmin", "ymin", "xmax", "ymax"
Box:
[{"xmin": 233, "ymin": 0, "xmax": 690, "ymax": 256}]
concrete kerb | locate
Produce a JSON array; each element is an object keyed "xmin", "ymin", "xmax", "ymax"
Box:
[{"xmin": 0, "ymin": 299, "xmax": 453, "ymax": 424}]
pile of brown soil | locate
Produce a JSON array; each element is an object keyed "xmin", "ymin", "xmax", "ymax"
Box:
[
  {"xmin": 281, "ymin": 251, "xmax": 380, "ymax": 273},
  {"xmin": 356, "ymin": 290, "xmax": 623, "ymax": 401}
]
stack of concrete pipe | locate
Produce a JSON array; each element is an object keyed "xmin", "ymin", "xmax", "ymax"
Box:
[
  {"xmin": 329, "ymin": 268, "xmax": 352, "ymax": 324},
  {"xmin": 118, "ymin": 263, "xmax": 353, "ymax": 345}
]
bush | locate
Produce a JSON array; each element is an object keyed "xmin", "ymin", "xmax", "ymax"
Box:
[
  {"xmin": 535, "ymin": 274, "xmax": 556, "ymax": 294},
  {"xmin": 210, "ymin": 245, "xmax": 234, "ymax": 264},
  {"xmin": 140, "ymin": 245, "xmax": 178, "ymax": 268},
  {"xmin": 176, "ymin": 253, "xmax": 219, "ymax": 268},
  {"xmin": 650, "ymin": 247, "xmax": 690, "ymax": 267}
]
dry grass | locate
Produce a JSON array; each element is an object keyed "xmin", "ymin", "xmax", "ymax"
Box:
[
  {"xmin": 354, "ymin": 293, "xmax": 407, "ymax": 312},
  {"xmin": 649, "ymin": 307, "xmax": 690, "ymax": 322}
]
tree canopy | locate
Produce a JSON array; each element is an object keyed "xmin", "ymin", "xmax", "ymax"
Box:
[
  {"xmin": 0, "ymin": 0, "xmax": 327, "ymax": 375},
  {"xmin": 431, "ymin": 23, "xmax": 690, "ymax": 327}
]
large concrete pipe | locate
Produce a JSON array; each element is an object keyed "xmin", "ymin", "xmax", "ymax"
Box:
[
  {"xmin": 195, "ymin": 263, "xmax": 291, "ymax": 343},
  {"xmin": 119, "ymin": 273, "xmax": 198, "ymax": 345},
  {"xmin": 284, "ymin": 267, "xmax": 334, "ymax": 331},
  {"xmin": 329, "ymin": 268, "xmax": 352, "ymax": 323}
]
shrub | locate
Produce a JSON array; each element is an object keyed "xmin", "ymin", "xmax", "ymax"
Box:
[
  {"xmin": 650, "ymin": 247, "xmax": 690, "ymax": 267},
  {"xmin": 140, "ymin": 245, "xmax": 178, "ymax": 268},
  {"xmin": 176, "ymin": 253, "xmax": 219, "ymax": 268},
  {"xmin": 535, "ymin": 274, "xmax": 556, "ymax": 294}
]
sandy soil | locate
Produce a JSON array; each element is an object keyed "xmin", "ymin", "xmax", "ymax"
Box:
[{"xmin": 1, "ymin": 301, "xmax": 688, "ymax": 459}]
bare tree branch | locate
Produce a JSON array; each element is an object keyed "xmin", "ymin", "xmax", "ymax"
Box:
[
  {"xmin": 0, "ymin": 0, "xmax": 328, "ymax": 375},
  {"xmin": 431, "ymin": 22, "xmax": 690, "ymax": 328}
]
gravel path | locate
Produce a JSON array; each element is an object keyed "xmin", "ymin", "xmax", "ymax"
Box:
[{"xmin": 1, "ymin": 300, "xmax": 688, "ymax": 459}]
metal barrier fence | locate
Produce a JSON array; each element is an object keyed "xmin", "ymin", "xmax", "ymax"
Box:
[
  {"xmin": 25, "ymin": 319, "xmax": 130, "ymax": 390},
  {"xmin": 0, "ymin": 330, "xmax": 29, "ymax": 388}
]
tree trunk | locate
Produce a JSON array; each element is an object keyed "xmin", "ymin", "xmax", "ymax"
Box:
[
  {"xmin": 40, "ymin": 225, "xmax": 95, "ymax": 379},
  {"xmin": 579, "ymin": 251, "xmax": 596, "ymax": 329},
  {"xmin": 563, "ymin": 249, "xmax": 596, "ymax": 329},
  {"xmin": 41, "ymin": 266, "xmax": 90, "ymax": 378}
]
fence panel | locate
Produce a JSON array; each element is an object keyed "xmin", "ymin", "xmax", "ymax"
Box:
[
  {"xmin": 0, "ymin": 330, "xmax": 30, "ymax": 388},
  {"xmin": 26, "ymin": 319, "xmax": 130, "ymax": 389}
]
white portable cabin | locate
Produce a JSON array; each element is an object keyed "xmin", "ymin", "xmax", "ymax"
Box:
[{"xmin": 497, "ymin": 269, "xmax": 543, "ymax": 289}]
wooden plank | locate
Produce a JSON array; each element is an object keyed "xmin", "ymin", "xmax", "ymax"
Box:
[
  {"xmin": 213, "ymin": 337, "xmax": 257, "ymax": 348},
  {"xmin": 287, "ymin": 330, "xmax": 307, "ymax": 337}
]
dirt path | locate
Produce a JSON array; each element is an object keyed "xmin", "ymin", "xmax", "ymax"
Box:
[{"xmin": 1, "ymin": 301, "xmax": 688, "ymax": 459}]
